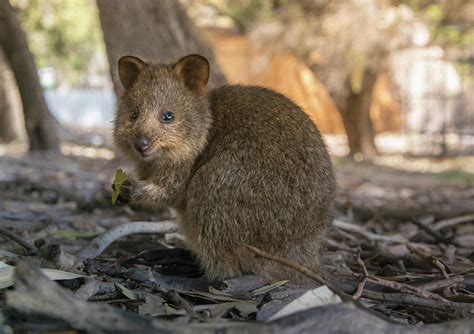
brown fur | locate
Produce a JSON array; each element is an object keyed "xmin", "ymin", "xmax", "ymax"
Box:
[{"xmin": 113, "ymin": 54, "xmax": 336, "ymax": 283}]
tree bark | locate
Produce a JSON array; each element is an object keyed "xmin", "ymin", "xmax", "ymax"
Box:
[
  {"xmin": 0, "ymin": 47, "xmax": 26, "ymax": 143},
  {"xmin": 0, "ymin": 0, "xmax": 59, "ymax": 151},
  {"xmin": 96, "ymin": 0, "xmax": 227, "ymax": 96},
  {"xmin": 337, "ymin": 68, "xmax": 378, "ymax": 160}
]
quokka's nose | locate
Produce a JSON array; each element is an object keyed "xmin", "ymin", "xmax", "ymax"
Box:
[{"xmin": 134, "ymin": 136, "xmax": 151, "ymax": 153}]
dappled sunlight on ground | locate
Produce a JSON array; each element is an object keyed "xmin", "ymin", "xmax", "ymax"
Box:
[
  {"xmin": 60, "ymin": 143, "xmax": 115, "ymax": 160},
  {"xmin": 325, "ymin": 133, "xmax": 474, "ymax": 183}
]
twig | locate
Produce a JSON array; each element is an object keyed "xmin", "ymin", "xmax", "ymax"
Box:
[
  {"xmin": 245, "ymin": 243, "xmax": 470, "ymax": 321},
  {"xmin": 167, "ymin": 290, "xmax": 201, "ymax": 319},
  {"xmin": 432, "ymin": 214, "xmax": 474, "ymax": 231},
  {"xmin": 326, "ymin": 238, "xmax": 356, "ymax": 253},
  {"xmin": 360, "ymin": 290, "xmax": 474, "ymax": 313},
  {"xmin": 0, "ymin": 249, "xmax": 23, "ymax": 262},
  {"xmin": 353, "ymin": 247, "xmax": 446, "ymax": 301},
  {"xmin": 36, "ymin": 221, "xmax": 179, "ymax": 270},
  {"xmin": 410, "ymin": 219, "xmax": 453, "ymax": 244},
  {"xmin": 0, "ymin": 226, "xmax": 38, "ymax": 255},
  {"xmin": 353, "ymin": 248, "xmax": 369, "ymax": 299},
  {"xmin": 353, "ymin": 277, "xmax": 368, "ymax": 299},
  {"xmin": 406, "ymin": 243, "xmax": 457, "ymax": 296},
  {"xmin": 406, "ymin": 244, "xmax": 452, "ymax": 278},
  {"xmin": 244, "ymin": 243, "xmax": 396, "ymax": 323},
  {"xmin": 245, "ymin": 245, "xmax": 337, "ymax": 294},
  {"xmin": 367, "ymin": 276, "xmax": 448, "ymax": 302},
  {"xmin": 356, "ymin": 247, "xmax": 369, "ymax": 277},
  {"xmin": 333, "ymin": 220, "xmax": 407, "ymax": 243},
  {"xmin": 418, "ymin": 276, "xmax": 464, "ymax": 292},
  {"xmin": 77, "ymin": 221, "xmax": 178, "ymax": 259}
]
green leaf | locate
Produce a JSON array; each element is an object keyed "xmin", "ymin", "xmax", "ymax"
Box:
[
  {"xmin": 250, "ymin": 280, "xmax": 289, "ymax": 296},
  {"xmin": 55, "ymin": 229, "xmax": 100, "ymax": 240},
  {"xmin": 111, "ymin": 169, "xmax": 128, "ymax": 204},
  {"xmin": 181, "ymin": 290, "xmax": 245, "ymax": 302},
  {"xmin": 115, "ymin": 282, "xmax": 137, "ymax": 300}
]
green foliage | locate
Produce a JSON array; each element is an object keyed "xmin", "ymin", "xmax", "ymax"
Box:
[
  {"xmin": 349, "ymin": 50, "xmax": 366, "ymax": 94},
  {"xmin": 399, "ymin": 1, "xmax": 473, "ymax": 82},
  {"xmin": 13, "ymin": 0, "xmax": 104, "ymax": 86},
  {"xmin": 222, "ymin": 0, "xmax": 301, "ymax": 30},
  {"xmin": 401, "ymin": 1, "xmax": 474, "ymax": 48},
  {"xmin": 225, "ymin": 0, "xmax": 275, "ymax": 28},
  {"xmin": 435, "ymin": 169, "xmax": 474, "ymax": 185}
]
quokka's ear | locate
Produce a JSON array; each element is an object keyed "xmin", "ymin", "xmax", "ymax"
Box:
[
  {"xmin": 173, "ymin": 54, "xmax": 210, "ymax": 94},
  {"xmin": 118, "ymin": 56, "xmax": 146, "ymax": 90}
]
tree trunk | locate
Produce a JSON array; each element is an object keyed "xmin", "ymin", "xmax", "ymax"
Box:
[
  {"xmin": 96, "ymin": 0, "xmax": 227, "ymax": 96},
  {"xmin": 337, "ymin": 69, "xmax": 378, "ymax": 160},
  {"xmin": 0, "ymin": 47, "xmax": 26, "ymax": 143},
  {"xmin": 0, "ymin": 0, "xmax": 59, "ymax": 151}
]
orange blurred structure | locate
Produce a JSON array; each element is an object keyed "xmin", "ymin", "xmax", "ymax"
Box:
[{"xmin": 207, "ymin": 30, "xmax": 402, "ymax": 135}]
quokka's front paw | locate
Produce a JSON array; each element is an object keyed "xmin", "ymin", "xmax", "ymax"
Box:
[{"xmin": 111, "ymin": 177, "xmax": 137, "ymax": 205}]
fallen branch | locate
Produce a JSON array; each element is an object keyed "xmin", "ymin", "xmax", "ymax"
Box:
[
  {"xmin": 0, "ymin": 226, "xmax": 38, "ymax": 255},
  {"xmin": 76, "ymin": 220, "xmax": 178, "ymax": 259},
  {"xmin": 34, "ymin": 221, "xmax": 179, "ymax": 271}
]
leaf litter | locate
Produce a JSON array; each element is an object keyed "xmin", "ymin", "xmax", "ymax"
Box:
[{"xmin": 0, "ymin": 148, "xmax": 473, "ymax": 331}]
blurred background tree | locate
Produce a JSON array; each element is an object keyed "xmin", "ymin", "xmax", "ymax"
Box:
[
  {"xmin": 1, "ymin": 0, "xmax": 472, "ymax": 158},
  {"xmin": 96, "ymin": 0, "xmax": 227, "ymax": 97},
  {"xmin": 14, "ymin": 0, "xmax": 105, "ymax": 87},
  {"xmin": 0, "ymin": 0, "xmax": 58, "ymax": 150},
  {"xmin": 0, "ymin": 48, "xmax": 25, "ymax": 144},
  {"xmin": 186, "ymin": 0, "xmax": 473, "ymax": 159},
  {"xmin": 395, "ymin": 0, "xmax": 473, "ymax": 77}
]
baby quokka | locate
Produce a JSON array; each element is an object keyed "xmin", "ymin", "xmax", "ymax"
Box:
[{"xmin": 113, "ymin": 54, "xmax": 336, "ymax": 283}]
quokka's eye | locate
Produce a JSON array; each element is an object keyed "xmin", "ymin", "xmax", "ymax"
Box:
[
  {"xmin": 130, "ymin": 106, "xmax": 139, "ymax": 121},
  {"xmin": 161, "ymin": 111, "xmax": 175, "ymax": 124}
]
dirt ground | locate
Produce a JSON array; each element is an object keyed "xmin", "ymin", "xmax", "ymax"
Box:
[{"xmin": 0, "ymin": 130, "xmax": 473, "ymax": 332}]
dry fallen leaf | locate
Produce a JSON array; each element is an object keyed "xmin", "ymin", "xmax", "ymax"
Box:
[
  {"xmin": 116, "ymin": 282, "xmax": 137, "ymax": 300},
  {"xmin": 0, "ymin": 261, "xmax": 85, "ymax": 290},
  {"xmin": 267, "ymin": 285, "xmax": 342, "ymax": 321},
  {"xmin": 251, "ymin": 280, "xmax": 289, "ymax": 296}
]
